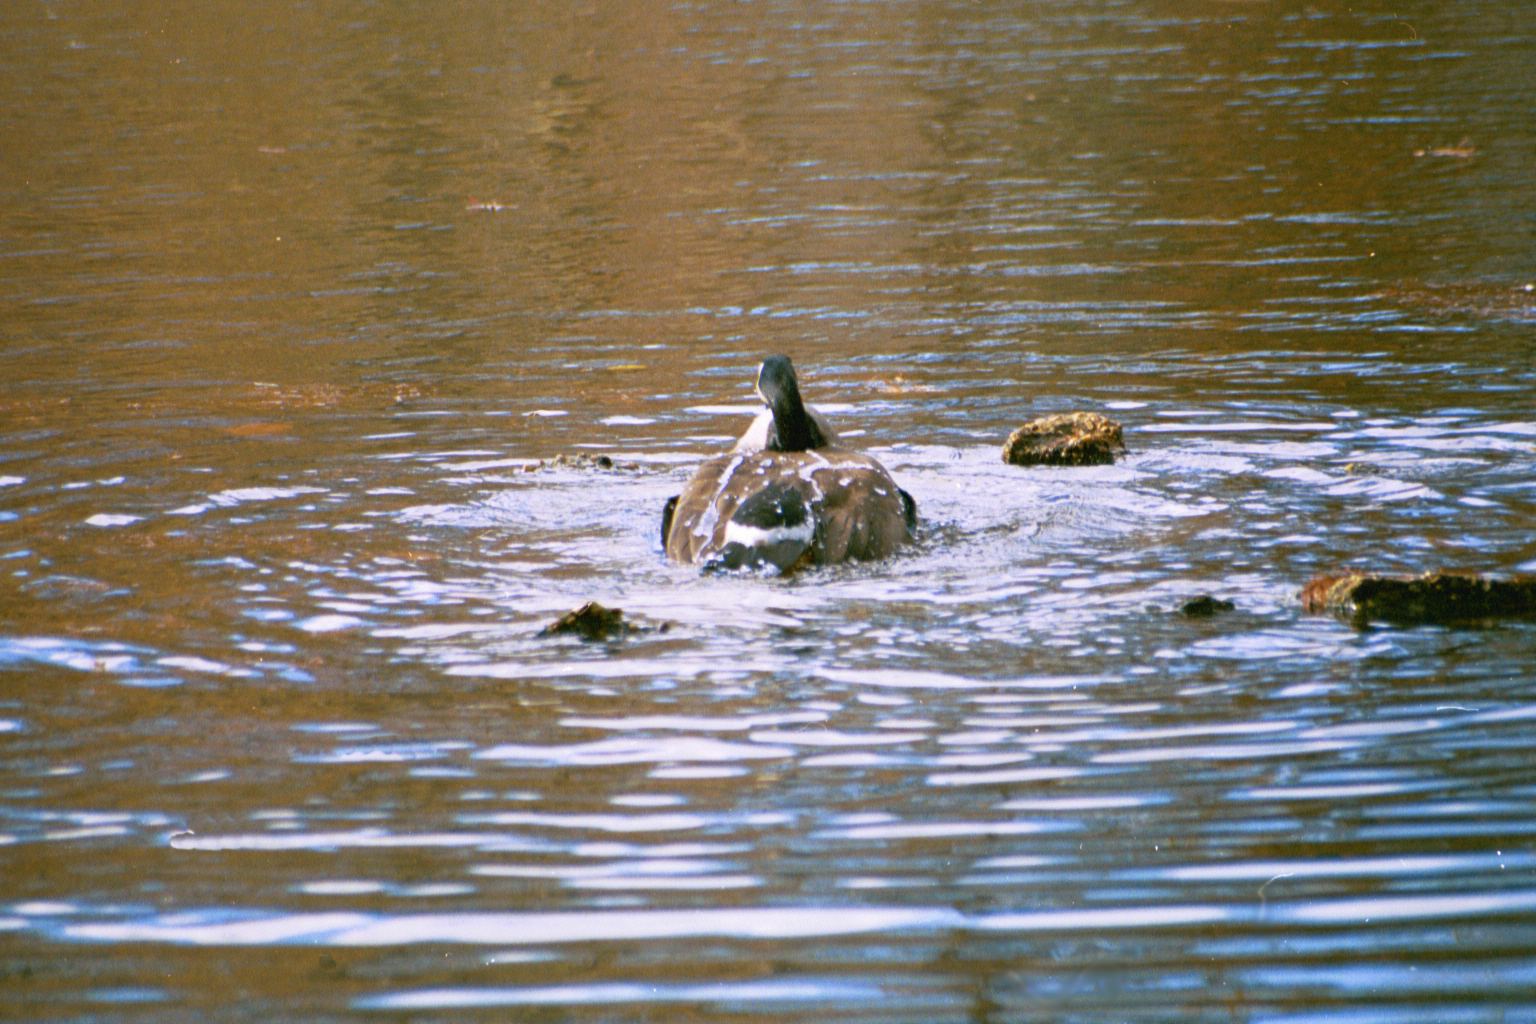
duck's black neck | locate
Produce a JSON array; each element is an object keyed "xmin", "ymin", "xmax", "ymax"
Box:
[{"xmin": 757, "ymin": 356, "xmax": 822, "ymax": 452}]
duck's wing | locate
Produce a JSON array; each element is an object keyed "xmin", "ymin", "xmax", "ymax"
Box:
[
  {"xmin": 664, "ymin": 453, "xmax": 733, "ymax": 564},
  {"xmin": 803, "ymin": 451, "xmax": 914, "ymax": 563}
]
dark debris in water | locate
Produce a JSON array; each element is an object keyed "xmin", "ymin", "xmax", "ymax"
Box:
[
  {"xmin": 1379, "ymin": 281, "xmax": 1536, "ymax": 322},
  {"xmin": 523, "ymin": 453, "xmax": 641, "ymax": 472},
  {"xmin": 1003, "ymin": 412, "xmax": 1125, "ymax": 467},
  {"xmin": 1301, "ymin": 571, "xmax": 1536, "ymax": 627},
  {"xmin": 539, "ymin": 602, "xmax": 669, "ymax": 641},
  {"xmin": 1412, "ymin": 137, "xmax": 1476, "ymax": 159}
]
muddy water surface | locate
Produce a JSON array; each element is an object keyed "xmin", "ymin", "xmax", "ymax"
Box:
[{"xmin": 3, "ymin": 1, "xmax": 1536, "ymax": 1021}]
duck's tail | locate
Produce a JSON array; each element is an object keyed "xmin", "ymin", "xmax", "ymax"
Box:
[{"xmin": 705, "ymin": 481, "xmax": 816, "ymax": 574}]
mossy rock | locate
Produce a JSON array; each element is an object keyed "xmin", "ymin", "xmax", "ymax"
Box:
[{"xmin": 1003, "ymin": 412, "xmax": 1124, "ymax": 467}]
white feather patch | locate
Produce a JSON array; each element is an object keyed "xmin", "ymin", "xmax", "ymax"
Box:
[{"xmin": 723, "ymin": 517, "xmax": 815, "ymax": 550}]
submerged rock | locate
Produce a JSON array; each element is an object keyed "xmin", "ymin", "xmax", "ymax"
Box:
[
  {"xmin": 1300, "ymin": 571, "xmax": 1536, "ymax": 626},
  {"xmin": 1003, "ymin": 412, "xmax": 1124, "ymax": 467},
  {"xmin": 539, "ymin": 601, "xmax": 673, "ymax": 641},
  {"xmin": 1180, "ymin": 595, "xmax": 1235, "ymax": 618},
  {"xmin": 539, "ymin": 602, "xmax": 628, "ymax": 641}
]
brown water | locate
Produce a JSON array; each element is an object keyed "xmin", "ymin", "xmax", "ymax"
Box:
[{"xmin": 4, "ymin": 1, "xmax": 1536, "ymax": 1021}]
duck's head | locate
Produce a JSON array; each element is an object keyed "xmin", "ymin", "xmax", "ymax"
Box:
[{"xmin": 755, "ymin": 354, "xmax": 829, "ymax": 452}]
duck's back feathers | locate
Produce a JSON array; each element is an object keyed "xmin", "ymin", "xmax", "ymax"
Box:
[{"xmin": 664, "ymin": 447, "xmax": 912, "ymax": 573}]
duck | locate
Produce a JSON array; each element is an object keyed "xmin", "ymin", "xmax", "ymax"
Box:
[{"xmin": 662, "ymin": 355, "xmax": 917, "ymax": 573}]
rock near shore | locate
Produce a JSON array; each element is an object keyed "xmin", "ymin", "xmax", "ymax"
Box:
[{"xmin": 1301, "ymin": 571, "xmax": 1536, "ymax": 626}]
